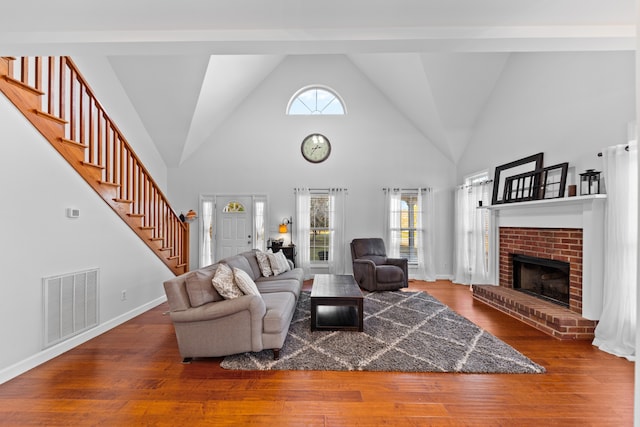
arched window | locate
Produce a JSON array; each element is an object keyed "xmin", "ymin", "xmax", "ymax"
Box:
[{"xmin": 287, "ymin": 86, "xmax": 346, "ymax": 115}]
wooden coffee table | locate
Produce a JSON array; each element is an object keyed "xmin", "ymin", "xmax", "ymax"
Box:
[{"xmin": 310, "ymin": 274, "xmax": 364, "ymax": 332}]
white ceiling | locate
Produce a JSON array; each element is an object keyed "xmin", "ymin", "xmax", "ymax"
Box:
[{"xmin": 0, "ymin": 0, "xmax": 635, "ymax": 166}]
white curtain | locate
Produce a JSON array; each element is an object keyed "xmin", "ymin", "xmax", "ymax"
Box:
[
  {"xmin": 416, "ymin": 188, "xmax": 436, "ymax": 281},
  {"xmin": 383, "ymin": 189, "xmax": 402, "ymax": 258},
  {"xmin": 253, "ymin": 196, "xmax": 267, "ymax": 251},
  {"xmin": 453, "ymin": 181, "xmax": 493, "ymax": 285},
  {"xmin": 200, "ymin": 198, "xmax": 214, "ymax": 268},
  {"xmin": 593, "ymin": 140, "xmax": 637, "ymax": 361},
  {"xmin": 328, "ymin": 188, "xmax": 347, "ymax": 274},
  {"xmin": 294, "ymin": 188, "xmax": 312, "ymax": 278}
]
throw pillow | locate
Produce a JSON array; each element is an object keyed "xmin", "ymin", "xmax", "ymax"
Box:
[
  {"xmin": 275, "ymin": 250, "xmax": 291, "ymax": 273},
  {"xmin": 185, "ymin": 269, "xmax": 223, "ymax": 307},
  {"xmin": 211, "ymin": 263, "xmax": 243, "ymax": 299},
  {"xmin": 233, "ymin": 267, "xmax": 261, "ymax": 296},
  {"xmin": 255, "ymin": 250, "xmax": 273, "ymax": 277},
  {"xmin": 268, "ymin": 250, "xmax": 290, "ymax": 276}
]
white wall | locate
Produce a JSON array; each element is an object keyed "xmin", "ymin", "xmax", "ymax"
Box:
[
  {"xmin": 168, "ymin": 55, "xmax": 457, "ymax": 276},
  {"xmin": 71, "ymin": 56, "xmax": 169, "ymax": 191},
  {"xmin": 0, "ymin": 94, "xmax": 174, "ymax": 383},
  {"xmin": 457, "ymin": 51, "xmax": 635, "ymax": 185}
]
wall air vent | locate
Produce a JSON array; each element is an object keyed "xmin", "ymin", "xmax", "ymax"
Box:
[{"xmin": 43, "ymin": 268, "xmax": 99, "ymax": 348}]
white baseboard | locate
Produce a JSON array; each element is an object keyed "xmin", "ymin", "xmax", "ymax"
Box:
[
  {"xmin": 0, "ymin": 295, "xmax": 167, "ymax": 385},
  {"xmin": 435, "ymin": 275, "xmax": 454, "ymax": 281}
]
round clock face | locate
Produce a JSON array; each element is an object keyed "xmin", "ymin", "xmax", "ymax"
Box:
[{"xmin": 301, "ymin": 134, "xmax": 331, "ymax": 163}]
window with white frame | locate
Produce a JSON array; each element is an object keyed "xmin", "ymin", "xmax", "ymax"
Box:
[
  {"xmin": 399, "ymin": 193, "xmax": 419, "ymax": 263},
  {"xmin": 295, "ymin": 188, "xmax": 348, "ymax": 275},
  {"xmin": 384, "ymin": 187, "xmax": 436, "ymax": 281},
  {"xmin": 310, "ymin": 193, "xmax": 330, "ymax": 262}
]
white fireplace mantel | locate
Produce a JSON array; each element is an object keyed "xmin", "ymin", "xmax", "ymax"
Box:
[{"xmin": 487, "ymin": 194, "xmax": 607, "ymax": 320}]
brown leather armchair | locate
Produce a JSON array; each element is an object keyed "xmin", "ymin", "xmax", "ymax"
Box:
[{"xmin": 350, "ymin": 238, "xmax": 408, "ymax": 291}]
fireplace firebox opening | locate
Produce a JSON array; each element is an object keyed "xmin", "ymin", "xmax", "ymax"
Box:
[{"xmin": 512, "ymin": 254, "xmax": 570, "ymax": 307}]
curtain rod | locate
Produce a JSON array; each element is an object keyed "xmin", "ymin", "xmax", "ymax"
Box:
[
  {"xmin": 382, "ymin": 187, "xmax": 430, "ymax": 192},
  {"xmin": 294, "ymin": 187, "xmax": 348, "ymax": 192},
  {"xmin": 456, "ymin": 179, "xmax": 493, "ymax": 190},
  {"xmin": 597, "ymin": 145, "xmax": 629, "ymax": 157}
]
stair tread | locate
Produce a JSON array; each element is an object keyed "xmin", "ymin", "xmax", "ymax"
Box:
[
  {"xmin": 113, "ymin": 198, "xmax": 133, "ymax": 204},
  {"xmin": 3, "ymin": 75, "xmax": 45, "ymax": 96},
  {"xmin": 60, "ymin": 138, "xmax": 87, "ymax": 148},
  {"xmin": 82, "ymin": 161, "xmax": 105, "ymax": 170},
  {"xmin": 127, "ymin": 213, "xmax": 144, "ymax": 217},
  {"xmin": 35, "ymin": 109, "xmax": 67, "ymax": 124}
]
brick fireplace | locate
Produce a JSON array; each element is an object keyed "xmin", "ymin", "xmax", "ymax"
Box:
[
  {"xmin": 499, "ymin": 227, "xmax": 583, "ymax": 314},
  {"xmin": 472, "ymin": 196, "xmax": 606, "ymax": 340}
]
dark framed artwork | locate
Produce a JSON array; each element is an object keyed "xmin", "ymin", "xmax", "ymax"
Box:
[
  {"xmin": 539, "ymin": 163, "xmax": 569, "ymax": 199},
  {"xmin": 503, "ymin": 162, "xmax": 569, "ymax": 202},
  {"xmin": 492, "ymin": 153, "xmax": 544, "ymax": 205}
]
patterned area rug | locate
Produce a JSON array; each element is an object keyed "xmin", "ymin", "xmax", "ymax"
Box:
[{"xmin": 221, "ymin": 291, "xmax": 545, "ymax": 373}]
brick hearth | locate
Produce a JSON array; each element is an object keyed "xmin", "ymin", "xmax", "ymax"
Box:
[{"xmin": 472, "ymin": 285, "xmax": 597, "ymax": 340}]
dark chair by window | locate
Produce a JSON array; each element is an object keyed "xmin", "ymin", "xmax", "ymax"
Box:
[{"xmin": 350, "ymin": 238, "xmax": 408, "ymax": 291}]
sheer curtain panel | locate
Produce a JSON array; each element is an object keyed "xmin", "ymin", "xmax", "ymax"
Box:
[
  {"xmin": 453, "ymin": 181, "xmax": 493, "ymax": 285},
  {"xmin": 294, "ymin": 188, "xmax": 312, "ymax": 278},
  {"xmin": 383, "ymin": 189, "xmax": 402, "ymax": 258},
  {"xmin": 593, "ymin": 140, "xmax": 637, "ymax": 361},
  {"xmin": 328, "ymin": 188, "xmax": 347, "ymax": 274},
  {"xmin": 416, "ymin": 188, "xmax": 436, "ymax": 281}
]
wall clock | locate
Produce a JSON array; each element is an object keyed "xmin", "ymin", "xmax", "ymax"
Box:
[{"xmin": 301, "ymin": 133, "xmax": 331, "ymax": 163}]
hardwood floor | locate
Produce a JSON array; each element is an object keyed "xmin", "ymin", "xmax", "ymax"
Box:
[{"xmin": 0, "ymin": 280, "xmax": 633, "ymax": 426}]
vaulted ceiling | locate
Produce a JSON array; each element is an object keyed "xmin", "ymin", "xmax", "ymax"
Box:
[{"xmin": 0, "ymin": 0, "xmax": 635, "ymax": 166}]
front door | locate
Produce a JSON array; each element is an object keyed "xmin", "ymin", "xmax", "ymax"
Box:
[{"xmin": 215, "ymin": 196, "xmax": 253, "ymax": 261}]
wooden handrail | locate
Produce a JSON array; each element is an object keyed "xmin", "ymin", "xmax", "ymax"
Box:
[{"xmin": 2, "ymin": 56, "xmax": 189, "ymax": 273}]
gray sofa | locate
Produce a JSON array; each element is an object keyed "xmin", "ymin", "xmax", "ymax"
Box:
[{"xmin": 163, "ymin": 249, "xmax": 304, "ymax": 362}]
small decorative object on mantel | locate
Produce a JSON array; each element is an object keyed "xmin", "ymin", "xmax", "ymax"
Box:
[{"xmin": 579, "ymin": 169, "xmax": 601, "ymax": 195}]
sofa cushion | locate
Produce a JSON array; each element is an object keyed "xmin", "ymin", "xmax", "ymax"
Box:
[
  {"xmin": 241, "ymin": 250, "xmax": 264, "ymax": 279},
  {"xmin": 255, "ymin": 278, "xmax": 301, "ymax": 299},
  {"xmin": 233, "ymin": 267, "xmax": 261, "ymax": 296},
  {"xmin": 223, "ymin": 254, "xmax": 256, "ymax": 280},
  {"xmin": 185, "ymin": 268, "xmax": 223, "ymax": 307},
  {"xmin": 261, "ymin": 292, "xmax": 296, "ymax": 334},
  {"xmin": 255, "ymin": 267, "xmax": 303, "ymax": 284},
  {"xmin": 255, "ymin": 250, "xmax": 273, "ymax": 277},
  {"xmin": 268, "ymin": 250, "xmax": 290, "ymax": 276},
  {"xmin": 212, "ymin": 263, "xmax": 243, "ymax": 299}
]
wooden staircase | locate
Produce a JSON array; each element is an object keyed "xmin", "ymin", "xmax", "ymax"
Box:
[{"xmin": 0, "ymin": 56, "xmax": 189, "ymax": 276}]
